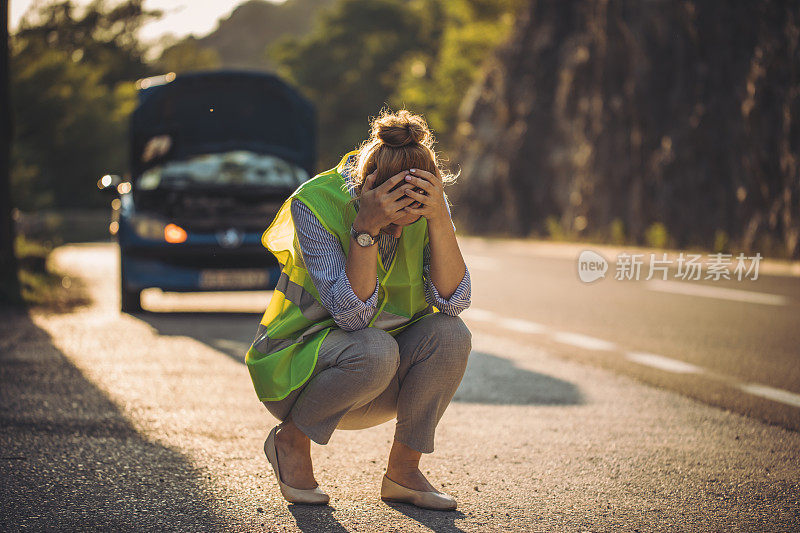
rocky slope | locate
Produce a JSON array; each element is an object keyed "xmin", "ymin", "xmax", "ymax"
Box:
[{"xmin": 453, "ymin": 0, "xmax": 799, "ymax": 257}]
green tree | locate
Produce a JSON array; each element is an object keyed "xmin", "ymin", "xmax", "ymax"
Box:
[
  {"xmin": 14, "ymin": 0, "xmax": 159, "ymax": 87},
  {"xmin": 11, "ymin": 47, "xmax": 131, "ymax": 209},
  {"xmin": 269, "ymin": 0, "xmax": 439, "ymax": 166},
  {"xmin": 11, "ymin": 0, "xmax": 159, "ymax": 209},
  {"xmin": 391, "ymin": 0, "xmax": 522, "ymax": 148},
  {"xmin": 155, "ymin": 38, "xmax": 221, "ymax": 74},
  {"xmin": 269, "ymin": 0, "xmax": 523, "ymax": 166},
  {"xmin": 192, "ymin": 0, "xmax": 336, "ymax": 70}
]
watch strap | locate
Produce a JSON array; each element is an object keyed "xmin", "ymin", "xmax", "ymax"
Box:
[{"xmin": 350, "ymin": 223, "xmax": 377, "ymax": 246}]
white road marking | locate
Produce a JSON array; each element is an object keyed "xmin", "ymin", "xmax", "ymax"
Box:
[
  {"xmin": 738, "ymin": 383, "xmax": 800, "ymax": 409},
  {"xmin": 465, "ymin": 255, "xmax": 502, "ymax": 270},
  {"xmin": 646, "ymin": 279, "xmax": 788, "ymax": 306},
  {"xmin": 462, "ymin": 308, "xmax": 800, "ymax": 410},
  {"xmin": 499, "ymin": 318, "xmax": 547, "ymax": 334},
  {"xmin": 551, "ymin": 332, "xmax": 617, "ymax": 351},
  {"xmin": 461, "ymin": 308, "xmax": 496, "ymax": 322},
  {"xmin": 625, "ymin": 351, "xmax": 702, "ymax": 374}
]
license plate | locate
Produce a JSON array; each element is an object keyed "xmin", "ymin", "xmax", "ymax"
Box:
[{"xmin": 199, "ymin": 269, "xmax": 270, "ymax": 289}]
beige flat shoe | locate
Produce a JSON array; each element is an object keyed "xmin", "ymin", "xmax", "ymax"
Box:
[
  {"xmin": 381, "ymin": 474, "xmax": 457, "ymax": 511},
  {"xmin": 264, "ymin": 424, "xmax": 329, "ymax": 505}
]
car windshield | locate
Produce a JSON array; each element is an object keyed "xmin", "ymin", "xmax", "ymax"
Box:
[{"xmin": 137, "ymin": 151, "xmax": 309, "ymax": 190}]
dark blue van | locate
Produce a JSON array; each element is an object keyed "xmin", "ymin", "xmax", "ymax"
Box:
[{"xmin": 100, "ymin": 70, "xmax": 316, "ymax": 312}]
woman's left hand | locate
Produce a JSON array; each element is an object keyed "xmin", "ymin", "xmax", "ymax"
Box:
[{"xmin": 401, "ymin": 168, "xmax": 449, "ymax": 224}]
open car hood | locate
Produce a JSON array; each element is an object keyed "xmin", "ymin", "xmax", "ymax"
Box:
[
  {"xmin": 131, "ymin": 70, "xmax": 316, "ymax": 177},
  {"xmin": 133, "ymin": 185, "xmax": 287, "ymax": 233}
]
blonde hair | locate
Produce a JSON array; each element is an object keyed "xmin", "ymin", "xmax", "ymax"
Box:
[{"xmin": 343, "ymin": 108, "xmax": 458, "ymax": 204}]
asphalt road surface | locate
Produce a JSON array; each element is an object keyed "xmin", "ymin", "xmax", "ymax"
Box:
[
  {"xmin": 460, "ymin": 238, "xmax": 800, "ymax": 432},
  {"xmin": 1, "ymin": 241, "xmax": 798, "ymax": 531}
]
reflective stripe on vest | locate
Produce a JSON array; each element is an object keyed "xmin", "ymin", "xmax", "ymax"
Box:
[
  {"xmin": 245, "ymin": 150, "xmax": 434, "ymax": 402},
  {"xmin": 273, "ymin": 270, "xmax": 330, "ymax": 322}
]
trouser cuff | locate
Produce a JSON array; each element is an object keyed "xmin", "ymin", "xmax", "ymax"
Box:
[{"xmin": 394, "ymin": 427, "xmax": 434, "ymax": 454}]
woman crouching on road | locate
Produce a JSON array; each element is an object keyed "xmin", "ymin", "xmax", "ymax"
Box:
[{"xmin": 245, "ymin": 108, "xmax": 472, "ymax": 510}]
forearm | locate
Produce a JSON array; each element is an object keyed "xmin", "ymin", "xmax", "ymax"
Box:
[
  {"xmin": 426, "ymin": 217, "xmax": 467, "ymax": 300},
  {"xmin": 345, "ymin": 233, "xmax": 380, "ymax": 302},
  {"xmin": 426, "ymin": 266, "xmax": 471, "ymax": 315},
  {"xmin": 330, "ymin": 271, "xmax": 379, "ymax": 330},
  {"xmin": 290, "ymin": 199, "xmax": 377, "ymax": 330}
]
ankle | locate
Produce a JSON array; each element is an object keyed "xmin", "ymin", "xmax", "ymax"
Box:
[
  {"xmin": 276, "ymin": 422, "xmax": 309, "ymax": 445},
  {"xmin": 386, "ymin": 454, "xmax": 420, "ymax": 470},
  {"xmin": 386, "ymin": 464, "xmax": 420, "ymax": 478}
]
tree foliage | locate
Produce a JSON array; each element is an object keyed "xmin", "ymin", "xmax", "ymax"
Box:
[
  {"xmin": 155, "ymin": 38, "xmax": 221, "ymax": 74},
  {"xmin": 269, "ymin": 0, "xmax": 435, "ymax": 166},
  {"xmin": 14, "ymin": 0, "xmax": 158, "ymax": 86},
  {"xmin": 11, "ymin": 0, "xmax": 159, "ymax": 209},
  {"xmin": 11, "ymin": 0, "xmax": 522, "ymax": 209},
  {"xmin": 192, "ymin": 0, "xmax": 335, "ymax": 70},
  {"xmin": 390, "ymin": 0, "xmax": 522, "ymax": 148},
  {"xmin": 269, "ymin": 0, "xmax": 522, "ymax": 167},
  {"xmin": 14, "ymin": 0, "xmax": 793, "ymax": 259}
]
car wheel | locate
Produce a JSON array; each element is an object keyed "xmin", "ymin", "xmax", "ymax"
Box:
[
  {"xmin": 120, "ymin": 254, "xmax": 142, "ymax": 313},
  {"xmin": 121, "ymin": 286, "xmax": 142, "ymax": 313}
]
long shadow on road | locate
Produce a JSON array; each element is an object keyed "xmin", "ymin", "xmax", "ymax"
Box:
[
  {"xmin": 136, "ymin": 311, "xmax": 583, "ymax": 407},
  {"xmin": 0, "ymin": 310, "xmax": 225, "ymax": 532},
  {"xmin": 127, "ymin": 309, "xmax": 583, "ymax": 531}
]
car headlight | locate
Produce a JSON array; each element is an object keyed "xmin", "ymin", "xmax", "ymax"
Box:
[{"xmin": 131, "ymin": 216, "xmax": 167, "ymax": 241}]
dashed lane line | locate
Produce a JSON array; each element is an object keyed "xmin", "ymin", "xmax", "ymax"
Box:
[
  {"xmin": 738, "ymin": 383, "xmax": 800, "ymax": 409},
  {"xmin": 500, "ymin": 318, "xmax": 548, "ymax": 334},
  {"xmin": 646, "ymin": 279, "xmax": 788, "ymax": 306},
  {"xmin": 461, "ymin": 307, "xmax": 800, "ymax": 410},
  {"xmin": 462, "ymin": 308, "xmax": 497, "ymax": 322},
  {"xmin": 465, "ymin": 255, "xmax": 502, "ymax": 270},
  {"xmin": 550, "ymin": 332, "xmax": 617, "ymax": 351},
  {"xmin": 625, "ymin": 351, "xmax": 703, "ymax": 374}
]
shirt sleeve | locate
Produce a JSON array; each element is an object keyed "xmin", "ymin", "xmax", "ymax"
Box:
[
  {"xmin": 422, "ymin": 200, "xmax": 472, "ymax": 315},
  {"xmin": 290, "ymin": 199, "xmax": 379, "ymax": 331}
]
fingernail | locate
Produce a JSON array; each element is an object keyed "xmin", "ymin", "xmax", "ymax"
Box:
[
  {"xmin": 410, "ymin": 168, "xmax": 416, "ymax": 173},
  {"xmin": 405, "ymin": 175, "xmax": 412, "ymax": 180}
]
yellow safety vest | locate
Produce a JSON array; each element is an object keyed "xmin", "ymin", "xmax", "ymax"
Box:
[{"xmin": 245, "ymin": 151, "xmax": 434, "ymax": 401}]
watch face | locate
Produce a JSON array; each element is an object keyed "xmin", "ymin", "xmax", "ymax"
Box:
[{"xmin": 357, "ymin": 233, "xmax": 373, "ymax": 247}]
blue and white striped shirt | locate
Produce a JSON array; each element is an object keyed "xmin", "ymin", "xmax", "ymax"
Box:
[{"xmin": 290, "ymin": 158, "xmax": 471, "ymax": 331}]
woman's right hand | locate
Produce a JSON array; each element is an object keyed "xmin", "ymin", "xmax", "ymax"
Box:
[{"xmin": 352, "ymin": 170, "xmax": 416, "ymax": 235}]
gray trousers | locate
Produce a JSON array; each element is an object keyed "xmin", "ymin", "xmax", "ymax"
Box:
[{"xmin": 262, "ymin": 312, "xmax": 472, "ymax": 454}]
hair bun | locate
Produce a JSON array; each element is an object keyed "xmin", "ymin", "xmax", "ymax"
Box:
[{"xmin": 373, "ymin": 109, "xmax": 430, "ymax": 148}]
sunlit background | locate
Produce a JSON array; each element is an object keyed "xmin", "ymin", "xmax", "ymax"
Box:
[
  {"xmin": 8, "ymin": 0, "xmax": 799, "ymax": 260},
  {"xmin": 2, "ymin": 3, "xmax": 800, "ymax": 530},
  {"xmin": 12, "ymin": 0, "xmax": 248, "ymax": 42}
]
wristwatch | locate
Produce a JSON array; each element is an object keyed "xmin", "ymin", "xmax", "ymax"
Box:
[{"xmin": 350, "ymin": 223, "xmax": 377, "ymax": 247}]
